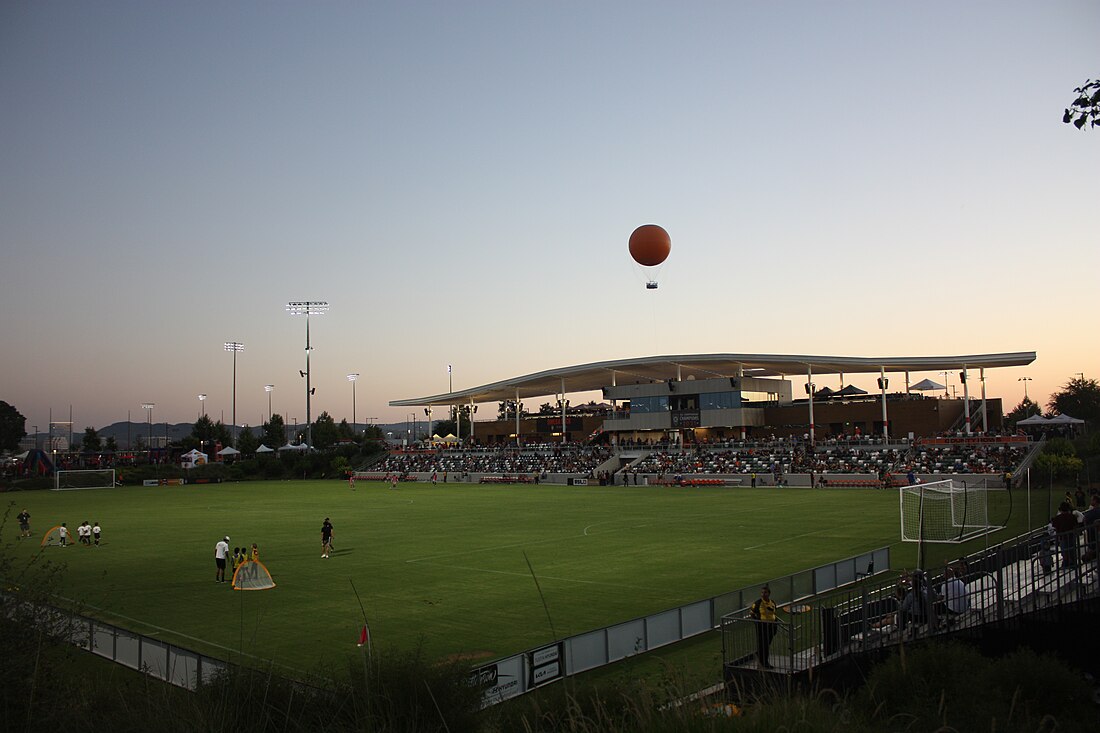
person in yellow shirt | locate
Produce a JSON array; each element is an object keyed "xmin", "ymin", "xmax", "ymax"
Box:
[
  {"xmin": 749, "ymin": 584, "xmax": 779, "ymax": 669},
  {"xmin": 250, "ymin": 543, "xmax": 260, "ymax": 562}
]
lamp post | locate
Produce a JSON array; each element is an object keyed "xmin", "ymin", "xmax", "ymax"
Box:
[
  {"xmin": 224, "ymin": 342, "xmax": 244, "ymax": 443},
  {"xmin": 141, "ymin": 403, "xmax": 155, "ymax": 453},
  {"xmin": 1018, "ymin": 376, "xmax": 1033, "ymax": 401},
  {"xmin": 198, "ymin": 393, "xmax": 206, "ymax": 420},
  {"xmin": 265, "ymin": 384, "xmax": 274, "ymax": 423},
  {"xmin": 347, "ymin": 374, "xmax": 359, "ymax": 430},
  {"xmin": 287, "ymin": 301, "xmax": 329, "ymax": 448}
]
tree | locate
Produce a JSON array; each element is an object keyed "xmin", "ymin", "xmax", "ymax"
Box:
[
  {"xmin": 213, "ymin": 421, "xmax": 233, "ymax": 448},
  {"xmin": 337, "ymin": 418, "xmax": 355, "ymax": 441},
  {"xmin": 81, "ymin": 427, "xmax": 101, "ymax": 452},
  {"xmin": 191, "ymin": 415, "xmax": 218, "ymax": 448},
  {"xmin": 1047, "ymin": 376, "xmax": 1100, "ymax": 426},
  {"xmin": 105, "ymin": 436, "xmax": 118, "ymax": 451},
  {"xmin": 0, "ymin": 401, "xmax": 26, "ymax": 452},
  {"xmin": 236, "ymin": 426, "xmax": 259, "ymax": 454},
  {"xmin": 262, "ymin": 414, "xmax": 286, "ymax": 448},
  {"xmin": 311, "ymin": 412, "xmax": 338, "ymax": 449},
  {"xmin": 1063, "ymin": 78, "xmax": 1100, "ymax": 130},
  {"xmin": 1004, "ymin": 397, "xmax": 1041, "ymax": 429}
]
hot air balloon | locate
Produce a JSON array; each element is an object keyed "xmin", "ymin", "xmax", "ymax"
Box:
[{"xmin": 629, "ymin": 224, "xmax": 671, "ymax": 289}]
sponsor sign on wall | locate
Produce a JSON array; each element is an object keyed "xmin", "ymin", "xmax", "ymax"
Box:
[{"xmin": 528, "ymin": 642, "xmax": 564, "ymax": 688}]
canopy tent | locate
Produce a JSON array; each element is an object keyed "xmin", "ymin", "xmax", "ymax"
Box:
[
  {"xmin": 217, "ymin": 446, "xmax": 241, "ymax": 456},
  {"xmin": 910, "ymin": 378, "xmax": 946, "ymax": 392},
  {"xmin": 181, "ymin": 449, "xmax": 208, "ymax": 469},
  {"xmin": 835, "ymin": 384, "xmax": 869, "ymax": 397},
  {"xmin": 812, "ymin": 386, "xmax": 835, "ymax": 399},
  {"xmin": 278, "ymin": 443, "xmax": 308, "ymax": 452},
  {"xmin": 432, "ymin": 433, "xmax": 460, "ymax": 444},
  {"xmin": 255, "ymin": 444, "xmax": 275, "ymax": 454},
  {"xmin": 1046, "ymin": 413, "xmax": 1084, "ymax": 425},
  {"xmin": 1016, "ymin": 414, "xmax": 1049, "ymax": 426}
]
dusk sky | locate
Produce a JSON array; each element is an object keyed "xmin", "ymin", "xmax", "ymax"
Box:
[{"xmin": 2, "ymin": 1, "xmax": 1097, "ymax": 435}]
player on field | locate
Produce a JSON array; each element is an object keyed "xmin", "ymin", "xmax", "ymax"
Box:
[
  {"xmin": 17, "ymin": 508, "xmax": 31, "ymax": 538},
  {"xmin": 321, "ymin": 518, "xmax": 334, "ymax": 558},
  {"xmin": 215, "ymin": 536, "xmax": 230, "ymax": 582}
]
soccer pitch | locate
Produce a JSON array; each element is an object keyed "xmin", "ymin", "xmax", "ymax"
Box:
[{"xmin": 6, "ymin": 481, "xmax": 921, "ymax": 674}]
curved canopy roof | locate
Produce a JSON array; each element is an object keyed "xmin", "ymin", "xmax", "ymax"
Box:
[{"xmin": 390, "ymin": 351, "xmax": 1036, "ymax": 408}]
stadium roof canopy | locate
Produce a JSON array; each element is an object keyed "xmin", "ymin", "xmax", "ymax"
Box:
[{"xmin": 390, "ymin": 351, "xmax": 1036, "ymax": 408}]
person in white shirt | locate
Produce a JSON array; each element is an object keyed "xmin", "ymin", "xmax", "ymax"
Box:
[
  {"xmin": 59, "ymin": 523, "xmax": 69, "ymax": 546},
  {"xmin": 215, "ymin": 536, "xmax": 230, "ymax": 582},
  {"xmin": 937, "ymin": 565, "xmax": 970, "ymax": 620},
  {"xmin": 92, "ymin": 522, "xmax": 102, "ymax": 546}
]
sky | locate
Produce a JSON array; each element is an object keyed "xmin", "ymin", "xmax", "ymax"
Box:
[{"xmin": 2, "ymin": 1, "xmax": 1098, "ymax": 435}]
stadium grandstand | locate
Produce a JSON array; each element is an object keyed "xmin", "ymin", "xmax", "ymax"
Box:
[{"xmin": 374, "ymin": 352, "xmax": 1038, "ymax": 487}]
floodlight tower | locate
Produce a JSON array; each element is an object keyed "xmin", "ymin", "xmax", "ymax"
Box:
[
  {"xmin": 198, "ymin": 393, "xmax": 207, "ymax": 420},
  {"xmin": 347, "ymin": 373, "xmax": 359, "ymax": 430},
  {"xmin": 141, "ymin": 403, "xmax": 155, "ymax": 450},
  {"xmin": 224, "ymin": 342, "xmax": 244, "ymax": 443},
  {"xmin": 265, "ymin": 384, "xmax": 274, "ymax": 423},
  {"xmin": 287, "ymin": 301, "xmax": 329, "ymax": 448}
]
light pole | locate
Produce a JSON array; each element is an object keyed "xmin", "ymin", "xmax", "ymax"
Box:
[
  {"xmin": 198, "ymin": 393, "xmax": 207, "ymax": 420},
  {"xmin": 1018, "ymin": 376, "xmax": 1033, "ymax": 401},
  {"xmin": 347, "ymin": 373, "xmax": 359, "ymax": 430},
  {"xmin": 224, "ymin": 341, "xmax": 244, "ymax": 443},
  {"xmin": 141, "ymin": 403, "xmax": 155, "ymax": 453},
  {"xmin": 287, "ymin": 301, "xmax": 329, "ymax": 448},
  {"xmin": 265, "ymin": 385, "xmax": 274, "ymax": 423}
]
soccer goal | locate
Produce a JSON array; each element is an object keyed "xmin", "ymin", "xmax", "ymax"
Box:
[
  {"xmin": 54, "ymin": 469, "xmax": 116, "ymax": 491},
  {"xmin": 900, "ymin": 479, "xmax": 1001, "ymax": 544}
]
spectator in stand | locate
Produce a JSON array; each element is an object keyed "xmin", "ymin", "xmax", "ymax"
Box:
[
  {"xmin": 1074, "ymin": 487, "xmax": 1087, "ymax": 509},
  {"xmin": 1050, "ymin": 502, "xmax": 1079, "ymax": 569},
  {"xmin": 936, "ymin": 565, "xmax": 970, "ymax": 623},
  {"xmin": 898, "ymin": 569, "xmax": 932, "ymax": 633}
]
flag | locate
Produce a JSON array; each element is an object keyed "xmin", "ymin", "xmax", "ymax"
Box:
[{"xmin": 357, "ymin": 624, "xmax": 369, "ymax": 647}]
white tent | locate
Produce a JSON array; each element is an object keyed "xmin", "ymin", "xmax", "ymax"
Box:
[
  {"xmin": 278, "ymin": 443, "xmax": 308, "ymax": 452},
  {"xmin": 181, "ymin": 449, "xmax": 208, "ymax": 469},
  {"xmin": 256, "ymin": 444, "xmax": 275, "ymax": 454},
  {"xmin": 217, "ymin": 446, "xmax": 241, "ymax": 456},
  {"xmin": 910, "ymin": 378, "xmax": 945, "ymax": 392},
  {"xmin": 1016, "ymin": 414, "xmax": 1049, "ymax": 426}
]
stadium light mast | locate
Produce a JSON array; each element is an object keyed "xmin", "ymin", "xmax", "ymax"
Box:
[
  {"xmin": 141, "ymin": 403, "xmax": 155, "ymax": 452},
  {"xmin": 1018, "ymin": 376, "xmax": 1032, "ymax": 401},
  {"xmin": 287, "ymin": 301, "xmax": 329, "ymax": 448},
  {"xmin": 265, "ymin": 384, "xmax": 274, "ymax": 423},
  {"xmin": 347, "ymin": 373, "xmax": 359, "ymax": 430},
  {"xmin": 198, "ymin": 393, "xmax": 207, "ymax": 420},
  {"xmin": 224, "ymin": 342, "xmax": 244, "ymax": 443}
]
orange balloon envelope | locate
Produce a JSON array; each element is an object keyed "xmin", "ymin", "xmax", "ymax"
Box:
[{"xmin": 629, "ymin": 224, "xmax": 671, "ymax": 267}]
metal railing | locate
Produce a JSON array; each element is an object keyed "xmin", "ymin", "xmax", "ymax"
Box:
[
  {"xmin": 475, "ymin": 545, "xmax": 890, "ymax": 706},
  {"xmin": 721, "ymin": 523, "xmax": 1098, "ymax": 675}
]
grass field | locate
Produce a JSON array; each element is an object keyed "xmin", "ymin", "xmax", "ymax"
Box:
[{"xmin": 1, "ymin": 479, "xmax": 1036, "ymax": 677}]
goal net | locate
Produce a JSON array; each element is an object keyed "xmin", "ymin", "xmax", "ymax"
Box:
[
  {"xmin": 55, "ymin": 469, "xmax": 117, "ymax": 491},
  {"xmin": 900, "ymin": 479, "xmax": 1000, "ymax": 544}
]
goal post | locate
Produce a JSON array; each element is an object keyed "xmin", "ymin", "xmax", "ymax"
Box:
[
  {"xmin": 54, "ymin": 469, "xmax": 117, "ymax": 491},
  {"xmin": 899, "ymin": 479, "xmax": 1001, "ymax": 544}
]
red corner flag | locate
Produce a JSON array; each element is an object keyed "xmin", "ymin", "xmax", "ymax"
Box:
[{"xmin": 357, "ymin": 624, "xmax": 369, "ymax": 647}]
